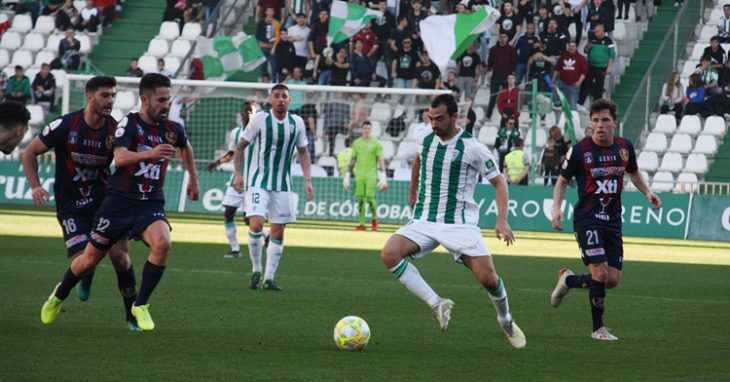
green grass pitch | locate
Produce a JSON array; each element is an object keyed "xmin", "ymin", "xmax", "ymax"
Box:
[{"xmin": 1, "ymin": 208, "xmax": 729, "ymax": 381}]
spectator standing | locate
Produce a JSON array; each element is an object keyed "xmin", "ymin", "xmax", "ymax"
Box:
[
  {"xmin": 407, "ymin": 0, "xmax": 428, "ymax": 50},
  {"xmin": 274, "ymin": 29, "xmax": 297, "ymax": 80},
  {"xmin": 617, "ymin": 0, "xmax": 629, "ymax": 20},
  {"xmin": 503, "ymin": 137, "xmax": 530, "ymax": 185},
  {"xmin": 414, "ymin": 50, "xmax": 441, "ymax": 90},
  {"xmin": 514, "ymin": 22, "xmax": 539, "ymax": 85},
  {"xmin": 6, "ymin": 66, "xmax": 31, "ymax": 104},
  {"xmin": 659, "ymin": 71, "xmax": 684, "ymax": 123},
  {"xmin": 32, "ymin": 63, "xmax": 56, "ymax": 111},
  {"xmin": 126, "ymin": 58, "xmax": 144, "ymax": 77},
  {"xmin": 496, "ymin": 1, "xmax": 521, "ymax": 46},
  {"xmin": 541, "ymin": 138, "xmax": 560, "ymax": 186},
  {"xmin": 565, "ymin": 0, "xmax": 588, "ymax": 44},
  {"xmin": 257, "ymin": 7, "xmax": 281, "ymax": 82},
  {"xmin": 540, "ymin": 19, "xmax": 569, "ymax": 58},
  {"xmin": 586, "ymin": 0, "xmax": 609, "ymax": 39},
  {"xmin": 456, "ymin": 43, "xmax": 481, "ymax": 101},
  {"xmin": 392, "ymin": 37, "xmax": 418, "ymax": 89},
  {"xmin": 635, "ymin": 0, "xmax": 654, "ymax": 22},
  {"xmin": 314, "ymin": 47, "xmax": 334, "ymax": 85},
  {"xmin": 287, "ymin": 67, "xmax": 306, "ymax": 113},
  {"xmin": 497, "ymin": 73, "xmax": 521, "ymax": 125},
  {"xmin": 578, "ymin": 24, "xmax": 615, "ymax": 108},
  {"xmin": 286, "ymin": 0, "xmax": 309, "ymax": 27},
  {"xmin": 330, "ymin": 48, "xmax": 351, "ymax": 86},
  {"xmin": 495, "ymin": 117, "xmax": 521, "ymax": 172},
  {"xmin": 256, "ymin": 0, "xmax": 285, "ymax": 22},
  {"xmin": 351, "ymin": 40, "xmax": 376, "ymax": 87},
  {"xmin": 553, "ymin": 40, "xmax": 588, "ymax": 110},
  {"xmin": 308, "ymin": 9, "xmax": 330, "ymax": 59},
  {"xmin": 288, "ymin": 13, "xmax": 311, "ymax": 73},
  {"xmin": 549, "ymin": 125, "xmax": 570, "ymax": 162},
  {"xmin": 486, "ymin": 33, "xmax": 517, "ymax": 119},
  {"xmin": 352, "ymin": 20, "xmax": 379, "ymax": 62},
  {"xmin": 372, "ymin": 0, "xmax": 396, "ymax": 86},
  {"xmin": 527, "ymin": 38, "xmax": 556, "ymax": 93}
]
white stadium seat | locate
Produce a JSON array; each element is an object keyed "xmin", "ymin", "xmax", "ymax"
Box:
[
  {"xmin": 698, "ymin": 25, "xmax": 716, "ymax": 43},
  {"xmin": 76, "ymin": 34, "xmax": 91, "ymax": 53},
  {"xmin": 369, "ymin": 120, "xmax": 382, "ymax": 138},
  {"xmin": 473, "ymin": 106, "xmax": 485, "ymax": 122},
  {"xmin": 45, "ymin": 34, "xmax": 63, "ymax": 54},
  {"xmin": 33, "ymin": 15, "xmax": 56, "ymax": 34},
  {"xmin": 163, "ymin": 57, "xmax": 180, "ymax": 74},
  {"xmin": 22, "ymin": 33, "xmax": 45, "ymax": 52},
  {"xmin": 27, "ymin": 105, "xmax": 45, "ymax": 125},
  {"xmin": 613, "ymin": 22, "xmax": 627, "ymax": 40},
  {"xmin": 25, "ymin": 67, "xmax": 39, "ymax": 82},
  {"xmin": 9, "ymin": 14, "xmax": 33, "ymax": 33},
  {"xmin": 0, "ymin": 49, "xmax": 8, "ymax": 67},
  {"xmin": 674, "ymin": 172, "xmax": 699, "ymax": 193},
  {"xmin": 478, "ymin": 126, "xmax": 498, "ymax": 146},
  {"xmin": 314, "ymin": 138, "xmax": 324, "ymax": 158},
  {"xmin": 677, "ymin": 115, "xmax": 702, "ymax": 136},
  {"xmin": 702, "ymin": 116, "xmax": 726, "ymax": 136},
  {"xmin": 316, "ymin": 156, "xmax": 338, "ymax": 176},
  {"xmin": 388, "ymin": 159, "xmax": 405, "ymax": 170},
  {"xmin": 382, "ymin": 140, "xmax": 395, "ymax": 160},
  {"xmin": 395, "ymin": 141, "xmax": 419, "ymax": 160},
  {"xmin": 34, "ymin": 50, "xmax": 55, "ymax": 68},
  {"xmin": 73, "ymin": 0, "xmax": 86, "ymax": 11},
  {"xmin": 558, "ymin": 111, "xmax": 580, "ymax": 136},
  {"xmin": 369, "ymin": 102, "xmax": 391, "ymax": 122},
  {"xmin": 651, "ymin": 171, "xmax": 674, "ymax": 193},
  {"xmin": 637, "ymin": 151, "xmax": 659, "ymax": 172},
  {"xmin": 2, "ymin": 66, "xmax": 15, "ymax": 78},
  {"xmin": 158, "ymin": 21, "xmax": 181, "ymax": 40},
  {"xmin": 51, "ymin": 69, "xmax": 66, "ymax": 90},
  {"xmin": 169, "ymin": 39, "xmax": 192, "ymax": 58},
  {"xmin": 681, "ymin": 60, "xmax": 697, "ymax": 78},
  {"xmin": 310, "ymin": 165, "xmax": 328, "ymax": 178},
  {"xmin": 181, "ymin": 23, "xmax": 202, "ymax": 41},
  {"xmin": 137, "ymin": 55, "xmax": 158, "ymax": 74},
  {"xmin": 10, "ymin": 50, "xmax": 33, "ymax": 68},
  {"xmin": 115, "ymin": 91, "xmax": 136, "ymax": 110},
  {"xmin": 393, "ymin": 168, "xmax": 411, "ymax": 181},
  {"xmin": 524, "ymin": 128, "xmax": 547, "ymax": 148},
  {"xmin": 644, "ymin": 132, "xmax": 667, "ymax": 152},
  {"xmin": 653, "ymin": 114, "xmax": 676, "ymax": 134},
  {"xmin": 693, "ymin": 135, "xmax": 717, "ymax": 155},
  {"xmin": 668, "ymin": 134, "xmax": 692, "ymax": 153},
  {"xmin": 690, "ymin": 43, "xmax": 709, "ymax": 60},
  {"xmin": 658, "ymin": 152, "xmax": 683, "ymax": 173},
  {"xmin": 146, "ymin": 38, "xmax": 169, "ymax": 58},
  {"xmin": 684, "ymin": 153, "xmax": 708, "ymax": 174},
  {"xmin": 0, "ymin": 32, "xmax": 22, "ymax": 50}
]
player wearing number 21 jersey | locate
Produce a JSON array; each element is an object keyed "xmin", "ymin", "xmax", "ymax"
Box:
[{"xmin": 550, "ymin": 98, "xmax": 661, "ymax": 341}]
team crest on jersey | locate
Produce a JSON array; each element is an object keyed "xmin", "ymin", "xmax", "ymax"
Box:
[
  {"xmin": 105, "ymin": 136, "xmax": 113, "ymax": 149},
  {"xmin": 166, "ymin": 131, "xmax": 177, "ymax": 144},
  {"xmin": 584, "ymin": 152, "xmax": 593, "ymax": 164},
  {"xmin": 486, "ymin": 159, "xmax": 495, "ymax": 169},
  {"xmin": 137, "ymin": 125, "xmax": 144, "ymax": 137},
  {"xmin": 619, "ymin": 148, "xmax": 629, "ymax": 161},
  {"xmin": 68, "ymin": 131, "xmax": 78, "ymax": 144}
]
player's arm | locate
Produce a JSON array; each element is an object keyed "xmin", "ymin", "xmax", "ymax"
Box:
[
  {"xmin": 22, "ymin": 137, "xmax": 52, "ymax": 205},
  {"xmin": 551, "ymin": 175, "xmax": 570, "ymax": 231},
  {"xmin": 113, "ymin": 144, "xmax": 176, "ymax": 168},
  {"xmin": 232, "ymin": 138, "xmax": 251, "ymax": 192},
  {"xmin": 409, "ymin": 154, "xmax": 420, "ymax": 208},
  {"xmin": 179, "ymin": 141, "xmax": 199, "ymax": 200},
  {"xmin": 628, "ymin": 170, "xmax": 662, "ymax": 209},
  {"xmin": 207, "ymin": 150, "xmax": 234, "ymax": 171},
  {"xmin": 488, "ymin": 169, "xmax": 515, "ymax": 245},
  {"xmin": 377, "ymin": 154, "xmax": 388, "ymax": 191},
  {"xmin": 298, "ymin": 145, "xmax": 314, "ymax": 201}
]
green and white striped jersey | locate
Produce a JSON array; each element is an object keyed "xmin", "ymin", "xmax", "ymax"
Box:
[
  {"xmin": 242, "ymin": 111, "xmax": 308, "ymax": 192},
  {"xmin": 412, "ymin": 129, "xmax": 500, "ymax": 225},
  {"xmin": 226, "ymin": 125, "xmax": 255, "ymax": 191}
]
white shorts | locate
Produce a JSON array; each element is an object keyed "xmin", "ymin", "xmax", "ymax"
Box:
[
  {"xmin": 245, "ymin": 187, "xmax": 296, "ymax": 224},
  {"xmin": 221, "ymin": 186, "xmax": 245, "ymax": 209},
  {"xmin": 395, "ymin": 220, "xmax": 491, "ymax": 262}
]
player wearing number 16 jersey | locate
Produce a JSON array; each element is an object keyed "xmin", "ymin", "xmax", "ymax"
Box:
[
  {"xmin": 41, "ymin": 74, "xmax": 201, "ymax": 331},
  {"xmin": 24, "ymin": 76, "xmax": 141, "ymax": 330},
  {"xmin": 550, "ymin": 99, "xmax": 662, "ymax": 341}
]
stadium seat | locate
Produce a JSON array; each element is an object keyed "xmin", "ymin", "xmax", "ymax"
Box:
[
  {"xmin": 27, "ymin": 105, "xmax": 44, "ymax": 125},
  {"xmin": 146, "ymin": 38, "xmax": 169, "ymax": 58},
  {"xmin": 395, "ymin": 141, "xmax": 418, "ymax": 160},
  {"xmin": 333, "ymin": 134, "xmax": 346, "ymax": 155},
  {"xmin": 674, "ymin": 172, "xmax": 699, "ymax": 193},
  {"xmin": 557, "ymin": 110, "xmax": 580, "ymax": 135},
  {"xmin": 51, "ymin": 69, "xmax": 66, "ymax": 90},
  {"xmin": 693, "ymin": 135, "xmax": 718, "ymax": 155},
  {"xmin": 524, "ymin": 128, "xmax": 547, "ymax": 148},
  {"xmin": 33, "ymin": 15, "xmax": 55, "ymax": 34},
  {"xmin": 684, "ymin": 153, "xmax": 708, "ymax": 174},
  {"xmin": 651, "ymin": 171, "xmax": 674, "ymax": 193},
  {"xmin": 698, "ymin": 25, "xmax": 716, "ymax": 43},
  {"xmin": 25, "ymin": 68, "xmax": 39, "ymax": 82},
  {"xmin": 681, "ymin": 60, "xmax": 698, "ymax": 78},
  {"xmin": 613, "ymin": 22, "xmax": 627, "ymax": 40},
  {"xmin": 164, "ymin": 57, "xmax": 181, "ymax": 74},
  {"xmin": 77, "ymin": 34, "xmax": 91, "ymax": 53},
  {"xmin": 388, "ymin": 159, "xmax": 405, "ymax": 170},
  {"xmin": 158, "ymin": 21, "xmax": 181, "ymax": 40},
  {"xmin": 478, "ymin": 126, "xmax": 498, "ymax": 146},
  {"xmin": 314, "ymin": 138, "xmax": 324, "ymax": 158},
  {"xmin": 22, "ymin": 33, "xmax": 45, "ymax": 52},
  {"xmin": 702, "ymin": 116, "xmax": 726, "ymax": 136},
  {"xmin": 637, "ymin": 151, "xmax": 659, "ymax": 172},
  {"xmin": 169, "ymin": 39, "xmax": 192, "ymax": 58},
  {"xmin": 137, "ymin": 55, "xmax": 158, "ymax": 74},
  {"xmin": 10, "ymin": 50, "xmax": 33, "ymax": 69},
  {"xmin": 658, "ymin": 152, "xmax": 683, "ymax": 173},
  {"xmin": 2, "ymin": 66, "xmax": 14, "ymax": 78},
  {"xmin": 690, "ymin": 43, "xmax": 709, "ymax": 60},
  {"xmin": 73, "ymin": 0, "xmax": 85, "ymax": 11},
  {"xmin": 111, "ymin": 109, "xmax": 124, "ymax": 121},
  {"xmin": 181, "ymin": 23, "xmax": 202, "ymax": 41},
  {"xmin": 45, "ymin": 34, "xmax": 63, "ymax": 54},
  {"xmin": 393, "ymin": 168, "xmax": 411, "ymax": 181},
  {"xmin": 0, "ymin": 49, "xmax": 8, "ymax": 67},
  {"xmin": 369, "ymin": 102, "xmax": 391, "ymax": 122},
  {"xmin": 369, "ymin": 120, "xmax": 382, "ymax": 138},
  {"xmin": 34, "ymin": 50, "xmax": 55, "ymax": 68},
  {"xmin": 668, "ymin": 134, "xmax": 692, "ymax": 153},
  {"xmin": 473, "ymin": 106, "xmax": 485, "ymax": 122},
  {"xmin": 653, "ymin": 114, "xmax": 676, "ymax": 134},
  {"xmin": 644, "ymin": 132, "xmax": 667, "ymax": 152},
  {"xmin": 677, "ymin": 115, "xmax": 702, "ymax": 136},
  {"xmin": 317, "ymin": 156, "xmax": 338, "ymax": 173},
  {"xmin": 310, "ymin": 165, "xmax": 328, "ymax": 178},
  {"xmin": 382, "ymin": 140, "xmax": 395, "ymax": 160},
  {"xmin": 115, "ymin": 91, "xmax": 136, "ymax": 111},
  {"xmin": 0, "ymin": 32, "xmax": 22, "ymax": 50},
  {"xmin": 9, "ymin": 14, "xmax": 33, "ymax": 33}
]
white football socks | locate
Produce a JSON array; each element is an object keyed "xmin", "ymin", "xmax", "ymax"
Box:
[
  {"xmin": 487, "ymin": 277, "xmax": 512, "ymax": 325},
  {"xmin": 264, "ymin": 239, "xmax": 283, "ymax": 281},
  {"xmin": 248, "ymin": 231, "xmax": 263, "ymax": 272},
  {"xmin": 225, "ymin": 220, "xmax": 239, "ymax": 252},
  {"xmin": 389, "ymin": 260, "xmax": 440, "ymax": 307}
]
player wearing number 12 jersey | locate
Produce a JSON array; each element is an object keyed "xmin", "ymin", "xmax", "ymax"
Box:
[
  {"xmin": 24, "ymin": 76, "xmax": 140, "ymax": 330},
  {"xmin": 41, "ymin": 74, "xmax": 200, "ymax": 331},
  {"xmin": 550, "ymin": 98, "xmax": 662, "ymax": 341}
]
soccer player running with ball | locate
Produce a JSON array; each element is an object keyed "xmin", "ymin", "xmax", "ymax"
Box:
[
  {"xmin": 208, "ymin": 100, "xmax": 269, "ymax": 259},
  {"xmin": 344, "ymin": 120, "xmax": 388, "ymax": 231},
  {"xmin": 550, "ymin": 98, "xmax": 662, "ymax": 341},
  {"xmin": 40, "ymin": 74, "xmax": 200, "ymax": 331},
  {"xmin": 233, "ymin": 84, "xmax": 314, "ymax": 291},
  {"xmin": 25, "ymin": 76, "xmax": 141, "ymax": 330},
  {"xmin": 381, "ymin": 94, "xmax": 526, "ymax": 349}
]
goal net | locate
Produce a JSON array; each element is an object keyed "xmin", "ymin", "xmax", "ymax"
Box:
[{"xmin": 63, "ymin": 74, "xmax": 453, "ymax": 224}]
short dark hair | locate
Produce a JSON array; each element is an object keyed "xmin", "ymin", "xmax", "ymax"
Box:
[
  {"xmin": 430, "ymin": 94, "xmax": 458, "ymax": 116},
  {"xmin": 85, "ymin": 75, "xmax": 116, "ymax": 93},
  {"xmin": 139, "ymin": 73, "xmax": 171, "ymax": 96},
  {"xmin": 271, "ymin": 83, "xmax": 289, "ymax": 93},
  {"xmin": 589, "ymin": 98, "xmax": 618, "ymax": 121},
  {"xmin": 711, "ymin": 36, "xmax": 720, "ymax": 43},
  {"xmin": 0, "ymin": 101, "xmax": 30, "ymax": 131},
  {"xmin": 724, "ymin": 4, "xmax": 730, "ymax": 9},
  {"xmin": 514, "ymin": 137, "xmax": 524, "ymax": 147},
  {"xmin": 14, "ymin": 65, "xmax": 22, "ymax": 71},
  {"xmin": 362, "ymin": 120, "xmax": 372, "ymax": 127},
  {"xmin": 700, "ymin": 54, "xmax": 711, "ymax": 62}
]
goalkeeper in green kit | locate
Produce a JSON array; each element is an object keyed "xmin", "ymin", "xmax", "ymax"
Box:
[{"xmin": 343, "ymin": 121, "xmax": 388, "ymax": 231}]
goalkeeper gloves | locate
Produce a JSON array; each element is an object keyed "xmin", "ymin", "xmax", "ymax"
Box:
[
  {"xmin": 378, "ymin": 171, "xmax": 388, "ymax": 191},
  {"xmin": 343, "ymin": 172, "xmax": 351, "ymax": 190}
]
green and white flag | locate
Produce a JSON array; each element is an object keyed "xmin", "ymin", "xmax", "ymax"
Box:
[
  {"xmin": 421, "ymin": 6, "xmax": 500, "ymax": 74},
  {"xmin": 194, "ymin": 32, "xmax": 265, "ymax": 81},
  {"xmin": 328, "ymin": 0, "xmax": 382, "ymax": 45}
]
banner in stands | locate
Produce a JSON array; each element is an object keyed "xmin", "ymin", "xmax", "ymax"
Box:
[{"xmin": 3, "ymin": 162, "xmax": 712, "ymax": 240}]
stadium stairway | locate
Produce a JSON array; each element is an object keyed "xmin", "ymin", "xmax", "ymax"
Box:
[
  {"xmin": 88, "ymin": 0, "xmax": 166, "ymax": 75},
  {"xmin": 705, "ymin": 138, "xmax": 730, "ymax": 183}
]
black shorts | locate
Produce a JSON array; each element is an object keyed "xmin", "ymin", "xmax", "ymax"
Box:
[
  {"xmin": 573, "ymin": 224, "xmax": 624, "ymax": 270},
  {"xmin": 89, "ymin": 196, "xmax": 169, "ymax": 251},
  {"xmin": 56, "ymin": 210, "xmax": 95, "ymax": 257}
]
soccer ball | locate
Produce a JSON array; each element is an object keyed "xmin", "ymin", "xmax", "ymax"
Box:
[{"xmin": 333, "ymin": 316, "xmax": 370, "ymax": 350}]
